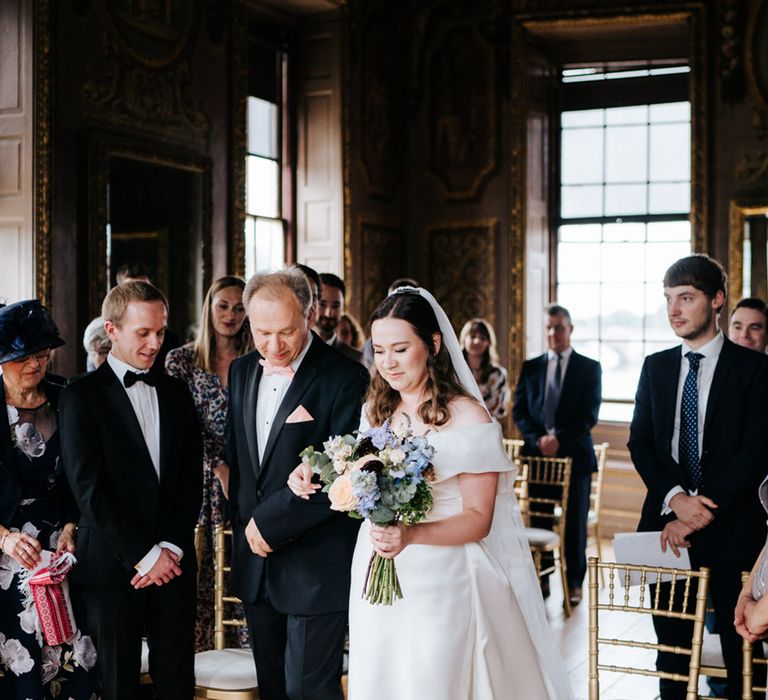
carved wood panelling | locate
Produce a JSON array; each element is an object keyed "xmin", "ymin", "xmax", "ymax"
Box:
[
  {"xmin": 428, "ymin": 24, "xmax": 497, "ymax": 201},
  {"xmin": 0, "ymin": 0, "xmax": 34, "ymax": 303},
  {"xmin": 427, "ymin": 220, "xmax": 497, "ymax": 333},
  {"xmin": 296, "ymin": 19, "xmax": 343, "ymax": 276},
  {"xmin": 359, "ymin": 219, "xmax": 403, "ymax": 324}
]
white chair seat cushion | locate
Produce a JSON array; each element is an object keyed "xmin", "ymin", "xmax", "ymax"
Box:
[
  {"xmin": 701, "ymin": 632, "xmax": 725, "ymax": 668},
  {"xmin": 525, "ymin": 527, "xmax": 560, "ymax": 547},
  {"xmin": 195, "ymin": 648, "xmax": 259, "ymax": 690}
]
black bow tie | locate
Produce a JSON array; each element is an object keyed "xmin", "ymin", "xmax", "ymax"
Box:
[{"xmin": 124, "ymin": 370, "xmax": 156, "ymax": 388}]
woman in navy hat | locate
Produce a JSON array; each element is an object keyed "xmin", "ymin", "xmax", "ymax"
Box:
[{"xmin": 0, "ymin": 300, "xmax": 96, "ymax": 698}]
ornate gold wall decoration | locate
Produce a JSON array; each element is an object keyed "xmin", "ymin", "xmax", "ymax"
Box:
[
  {"xmin": 427, "ymin": 220, "xmax": 497, "ymax": 333},
  {"xmin": 359, "ymin": 219, "xmax": 403, "ymax": 322},
  {"xmin": 229, "ymin": 1, "xmax": 247, "ymax": 276},
  {"xmin": 428, "ymin": 25, "xmax": 497, "ymax": 201},
  {"xmin": 745, "ymin": 0, "xmax": 768, "ymax": 114},
  {"xmin": 34, "ymin": 0, "xmax": 53, "ymax": 308}
]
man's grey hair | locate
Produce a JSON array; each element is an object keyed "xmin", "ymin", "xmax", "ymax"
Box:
[
  {"xmin": 82, "ymin": 316, "xmax": 110, "ymax": 352},
  {"xmin": 546, "ymin": 304, "xmax": 572, "ymax": 324},
  {"xmin": 244, "ymin": 268, "xmax": 313, "ymax": 316}
]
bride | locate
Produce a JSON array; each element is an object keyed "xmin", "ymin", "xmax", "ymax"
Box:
[{"xmin": 288, "ymin": 287, "xmax": 572, "ymax": 700}]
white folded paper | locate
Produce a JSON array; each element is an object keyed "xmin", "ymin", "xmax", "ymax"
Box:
[{"xmin": 612, "ymin": 531, "xmax": 692, "ymax": 585}]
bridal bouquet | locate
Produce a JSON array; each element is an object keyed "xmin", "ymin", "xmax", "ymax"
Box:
[{"xmin": 300, "ymin": 417, "xmax": 435, "ymax": 605}]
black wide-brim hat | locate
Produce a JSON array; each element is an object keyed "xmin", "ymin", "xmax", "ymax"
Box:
[{"xmin": 0, "ymin": 299, "xmax": 65, "ymax": 364}]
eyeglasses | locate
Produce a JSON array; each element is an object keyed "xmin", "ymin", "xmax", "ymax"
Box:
[{"xmin": 8, "ymin": 349, "xmax": 52, "ymax": 365}]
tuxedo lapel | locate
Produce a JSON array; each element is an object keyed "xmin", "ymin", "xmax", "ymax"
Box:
[
  {"xmin": 558, "ymin": 352, "xmax": 579, "ymax": 407},
  {"xmin": 243, "ymin": 357, "xmax": 262, "ymax": 477},
  {"xmin": 703, "ymin": 339, "xmax": 734, "ymax": 437},
  {"xmin": 156, "ymin": 379, "xmax": 171, "ymax": 481},
  {"xmin": 660, "ymin": 349, "xmax": 681, "ymax": 444},
  {"xmin": 536, "ymin": 354, "xmax": 548, "ymax": 412},
  {"xmin": 97, "ymin": 364, "xmax": 157, "ymax": 482}
]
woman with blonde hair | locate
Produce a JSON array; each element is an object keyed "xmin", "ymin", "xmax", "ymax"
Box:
[
  {"xmin": 459, "ymin": 317, "xmax": 510, "ymax": 420},
  {"xmin": 338, "ymin": 312, "xmax": 365, "ymax": 351},
  {"xmin": 165, "ymin": 275, "xmax": 252, "ymax": 649}
]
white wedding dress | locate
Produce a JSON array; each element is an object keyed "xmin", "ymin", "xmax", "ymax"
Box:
[{"xmin": 347, "ymin": 420, "xmax": 573, "ymax": 700}]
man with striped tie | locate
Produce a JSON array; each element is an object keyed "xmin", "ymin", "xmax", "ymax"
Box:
[
  {"xmin": 629, "ymin": 254, "xmax": 768, "ymax": 700},
  {"xmin": 512, "ymin": 303, "xmax": 602, "ymax": 606}
]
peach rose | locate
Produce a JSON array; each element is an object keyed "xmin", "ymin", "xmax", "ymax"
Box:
[{"xmin": 328, "ymin": 474, "xmax": 358, "ymax": 512}]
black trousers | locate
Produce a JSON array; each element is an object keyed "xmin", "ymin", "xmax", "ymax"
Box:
[
  {"xmin": 244, "ymin": 583, "xmax": 347, "ymax": 700},
  {"xmin": 651, "ymin": 556, "xmax": 764, "ymax": 700},
  {"xmin": 529, "ymin": 470, "xmax": 592, "ymax": 589},
  {"xmin": 80, "ymin": 574, "xmax": 196, "ymax": 700}
]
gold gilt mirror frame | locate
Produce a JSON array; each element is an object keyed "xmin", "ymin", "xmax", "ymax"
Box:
[{"xmin": 728, "ymin": 201, "xmax": 768, "ymax": 311}]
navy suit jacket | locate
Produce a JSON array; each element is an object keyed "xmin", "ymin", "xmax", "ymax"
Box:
[
  {"xmin": 627, "ymin": 337, "xmax": 768, "ymax": 566},
  {"xmin": 224, "ymin": 334, "xmax": 369, "ymax": 614},
  {"xmin": 512, "ymin": 350, "xmax": 602, "ymax": 476}
]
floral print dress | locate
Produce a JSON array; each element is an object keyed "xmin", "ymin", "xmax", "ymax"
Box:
[
  {"xmin": 0, "ymin": 401, "xmax": 97, "ymax": 699},
  {"xmin": 165, "ymin": 346, "xmax": 248, "ymax": 650}
]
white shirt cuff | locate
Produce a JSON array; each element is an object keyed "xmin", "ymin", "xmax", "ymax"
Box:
[
  {"xmin": 135, "ymin": 542, "xmax": 184, "ymax": 576},
  {"xmin": 661, "ymin": 485, "xmax": 686, "ymax": 515}
]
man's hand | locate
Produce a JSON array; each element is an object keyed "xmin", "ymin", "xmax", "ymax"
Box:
[
  {"xmin": 130, "ymin": 548, "xmax": 182, "ymax": 589},
  {"xmin": 660, "ymin": 519, "xmax": 694, "ymax": 557},
  {"xmin": 56, "ymin": 523, "xmax": 77, "ymax": 554},
  {"xmin": 537, "ymin": 435, "xmax": 559, "ymax": 457},
  {"xmin": 245, "ymin": 518, "xmax": 273, "ymax": 558},
  {"xmin": 668, "ymin": 493, "xmax": 717, "ymax": 530}
]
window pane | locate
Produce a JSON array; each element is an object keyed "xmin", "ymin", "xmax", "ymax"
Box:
[
  {"xmin": 559, "ymin": 223, "xmax": 602, "ymax": 242},
  {"xmin": 650, "ymin": 101, "xmax": 690, "ymax": 123},
  {"xmin": 558, "ymin": 243, "xmax": 601, "ymax": 283},
  {"xmin": 561, "ymin": 128, "xmax": 603, "ymax": 184},
  {"xmin": 600, "ymin": 401, "xmax": 635, "ymax": 422},
  {"xmin": 246, "ymin": 155, "xmax": 279, "ymax": 218},
  {"xmin": 649, "ymin": 183, "xmax": 690, "ymax": 214},
  {"xmin": 645, "ymin": 241, "xmax": 692, "ymax": 285},
  {"xmin": 603, "ymin": 222, "xmax": 645, "ymax": 242},
  {"xmin": 601, "ymin": 284, "xmax": 645, "ymax": 339},
  {"xmin": 600, "ymin": 341, "xmax": 645, "ymax": 400},
  {"xmin": 649, "ymin": 123, "xmax": 690, "ymax": 181},
  {"xmin": 557, "ymin": 283, "xmax": 600, "ymax": 339},
  {"xmin": 245, "ymin": 216, "xmax": 284, "ymax": 278},
  {"xmin": 601, "ymin": 243, "xmax": 645, "ymax": 282},
  {"xmin": 562, "ymin": 109, "xmax": 604, "ymax": 128},
  {"xmin": 647, "ymin": 220, "xmax": 691, "ymax": 242},
  {"xmin": 561, "ymin": 185, "xmax": 603, "ymax": 218},
  {"xmin": 247, "ymin": 96, "xmax": 279, "ymax": 158},
  {"xmin": 605, "ymin": 105, "xmax": 648, "ymax": 126},
  {"xmin": 605, "ymin": 125, "xmax": 647, "ymax": 183},
  {"xmin": 604, "ymin": 184, "xmax": 647, "ymax": 215},
  {"xmin": 644, "ymin": 284, "xmax": 674, "ymax": 341}
]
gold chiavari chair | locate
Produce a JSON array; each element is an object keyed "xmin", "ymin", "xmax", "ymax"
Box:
[
  {"xmin": 587, "ymin": 442, "xmax": 609, "ymax": 586},
  {"xmin": 502, "ymin": 438, "xmax": 525, "ymax": 462},
  {"xmin": 520, "ymin": 455, "xmax": 573, "ymax": 617},
  {"xmin": 726, "ymin": 572, "xmax": 768, "ymax": 700},
  {"xmin": 587, "ymin": 557, "xmax": 710, "ymax": 700},
  {"xmin": 502, "ymin": 438, "xmax": 529, "ymax": 513},
  {"xmin": 194, "ymin": 524, "xmax": 259, "ymax": 700}
]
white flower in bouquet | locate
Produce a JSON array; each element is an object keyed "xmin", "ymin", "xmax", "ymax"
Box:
[
  {"xmin": 40, "ymin": 645, "xmax": 62, "ymax": 684},
  {"xmin": 72, "ymin": 632, "xmax": 97, "ymax": 670}
]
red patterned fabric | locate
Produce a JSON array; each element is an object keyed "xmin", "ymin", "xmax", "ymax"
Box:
[{"xmin": 28, "ymin": 552, "xmax": 77, "ymax": 645}]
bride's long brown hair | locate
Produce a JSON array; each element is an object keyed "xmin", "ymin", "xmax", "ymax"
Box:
[{"xmin": 365, "ymin": 291, "xmax": 474, "ymax": 427}]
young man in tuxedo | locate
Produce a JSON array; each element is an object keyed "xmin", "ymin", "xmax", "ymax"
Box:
[
  {"xmin": 60, "ymin": 281, "xmax": 203, "ymax": 699},
  {"xmin": 512, "ymin": 304, "xmax": 602, "ymax": 605},
  {"xmin": 628, "ymin": 254, "xmax": 768, "ymax": 700},
  {"xmin": 224, "ymin": 269, "xmax": 369, "ymax": 700}
]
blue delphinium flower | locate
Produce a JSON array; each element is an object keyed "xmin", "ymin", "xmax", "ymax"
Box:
[
  {"xmin": 350, "ymin": 470, "xmax": 381, "ymax": 518},
  {"xmin": 360, "ymin": 420, "xmax": 398, "ymax": 451}
]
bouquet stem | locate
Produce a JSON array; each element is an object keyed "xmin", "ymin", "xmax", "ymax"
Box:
[{"xmin": 362, "ymin": 551, "xmax": 402, "ymax": 605}]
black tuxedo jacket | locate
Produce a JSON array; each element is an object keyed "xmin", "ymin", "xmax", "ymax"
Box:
[
  {"xmin": 628, "ymin": 337, "xmax": 768, "ymax": 565},
  {"xmin": 59, "ymin": 362, "xmax": 203, "ymax": 585},
  {"xmin": 0, "ymin": 377, "xmax": 76, "ymax": 527},
  {"xmin": 224, "ymin": 335, "xmax": 369, "ymax": 614},
  {"xmin": 512, "ymin": 350, "xmax": 602, "ymax": 476}
]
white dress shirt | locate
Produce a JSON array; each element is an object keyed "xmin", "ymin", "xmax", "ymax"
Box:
[
  {"xmin": 256, "ymin": 333, "xmax": 313, "ymax": 461},
  {"xmin": 544, "ymin": 346, "xmax": 573, "ymax": 435},
  {"xmin": 107, "ymin": 353, "xmax": 183, "ymax": 575},
  {"xmin": 662, "ymin": 331, "xmax": 724, "ymax": 513}
]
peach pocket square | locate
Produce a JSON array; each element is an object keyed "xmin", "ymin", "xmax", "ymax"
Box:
[{"xmin": 286, "ymin": 405, "xmax": 314, "ymax": 423}]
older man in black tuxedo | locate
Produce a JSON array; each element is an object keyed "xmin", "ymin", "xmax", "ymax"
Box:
[
  {"xmin": 60, "ymin": 281, "xmax": 203, "ymax": 699},
  {"xmin": 629, "ymin": 254, "xmax": 768, "ymax": 700},
  {"xmin": 513, "ymin": 304, "xmax": 602, "ymax": 605},
  {"xmin": 225, "ymin": 268, "xmax": 368, "ymax": 700}
]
